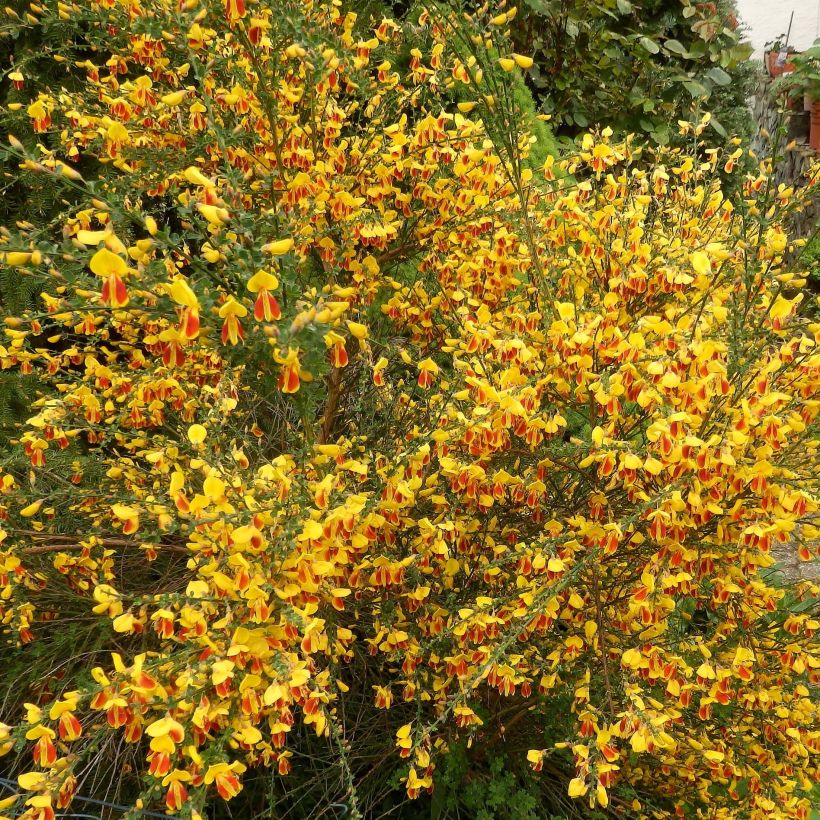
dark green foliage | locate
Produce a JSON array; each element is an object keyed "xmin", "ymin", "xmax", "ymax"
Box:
[
  {"xmin": 0, "ymin": 0, "xmax": 94, "ymax": 224},
  {"xmin": 0, "ymin": 3, "xmax": 100, "ymax": 457},
  {"xmin": 0, "ymin": 371, "xmax": 37, "ymax": 441},
  {"xmin": 510, "ymin": 73, "xmax": 567, "ymax": 168},
  {"xmin": 511, "ymin": 0, "xmax": 755, "ymax": 146},
  {"xmin": 421, "ymin": 744, "xmax": 542, "ymax": 820},
  {"xmin": 393, "ymin": 739, "xmax": 612, "ymax": 820},
  {"xmin": 348, "ymin": 0, "xmax": 756, "ymax": 150},
  {"xmin": 777, "ymin": 39, "xmax": 820, "ymax": 103}
]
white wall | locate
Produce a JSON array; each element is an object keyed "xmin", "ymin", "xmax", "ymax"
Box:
[{"xmin": 735, "ymin": 0, "xmax": 820, "ymax": 58}]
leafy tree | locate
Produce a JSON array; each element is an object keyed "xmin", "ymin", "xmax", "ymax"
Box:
[
  {"xmin": 0, "ymin": 2, "xmax": 818, "ymax": 820},
  {"xmin": 511, "ymin": 0, "xmax": 755, "ymax": 143}
]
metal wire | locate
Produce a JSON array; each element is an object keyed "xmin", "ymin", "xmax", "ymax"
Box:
[
  {"xmin": 0, "ymin": 775, "xmax": 175, "ymax": 819},
  {"xmin": 54, "ymin": 815, "xmax": 105, "ymax": 819}
]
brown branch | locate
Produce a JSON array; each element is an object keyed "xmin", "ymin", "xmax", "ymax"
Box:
[
  {"xmin": 21, "ymin": 542, "xmax": 189, "ymax": 556},
  {"xmin": 9, "ymin": 530, "xmax": 189, "ymax": 556},
  {"xmin": 592, "ymin": 569, "xmax": 615, "ymax": 717},
  {"xmin": 490, "ymin": 702, "xmax": 532, "ymax": 743},
  {"xmin": 318, "ymin": 364, "xmax": 343, "ymax": 445},
  {"xmin": 375, "ymin": 241, "xmax": 420, "ymax": 267}
]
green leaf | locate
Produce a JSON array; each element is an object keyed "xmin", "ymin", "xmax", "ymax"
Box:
[
  {"xmin": 729, "ymin": 43, "xmax": 754, "ymax": 63},
  {"xmin": 709, "ymin": 117, "xmax": 728, "ymax": 138},
  {"xmin": 616, "ymin": 0, "xmax": 633, "ymax": 13},
  {"xmin": 522, "ymin": 0, "xmax": 551, "ymax": 12},
  {"xmin": 683, "ymin": 80, "xmax": 709, "ymax": 98},
  {"xmin": 706, "ymin": 67, "xmax": 731, "ymax": 86},
  {"xmin": 639, "ymin": 36, "xmax": 659, "ymax": 54},
  {"xmin": 665, "ymin": 39, "xmax": 689, "ymax": 56},
  {"xmin": 687, "ymin": 41, "xmax": 708, "ymax": 57}
]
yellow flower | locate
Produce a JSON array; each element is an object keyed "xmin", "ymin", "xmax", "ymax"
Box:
[
  {"xmin": 196, "ymin": 203, "xmax": 230, "ymax": 226},
  {"xmin": 168, "ymin": 278, "xmax": 199, "ymax": 308},
  {"xmin": 76, "ymin": 229, "xmax": 110, "ymax": 245},
  {"xmin": 17, "ymin": 771, "xmax": 46, "ymax": 791},
  {"xmin": 111, "ymin": 503, "xmax": 140, "ymax": 534},
  {"xmin": 89, "ymin": 247, "xmax": 127, "ymax": 277},
  {"xmin": 20, "ymin": 499, "xmax": 43, "ymax": 517},
  {"xmin": 690, "ymin": 251, "xmax": 711, "ymax": 275},
  {"xmin": 4, "ymin": 251, "xmax": 32, "ymax": 266},
  {"xmin": 247, "ymin": 270, "xmax": 279, "ymax": 292},
  {"xmin": 183, "ymin": 166, "xmax": 214, "ymax": 187},
  {"xmin": 262, "ymin": 238, "xmax": 294, "ymax": 255},
  {"xmin": 187, "ymin": 424, "xmax": 207, "ymax": 444},
  {"xmin": 161, "ymin": 90, "xmax": 187, "ymax": 106}
]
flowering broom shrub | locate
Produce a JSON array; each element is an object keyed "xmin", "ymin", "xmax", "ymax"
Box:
[{"xmin": 0, "ymin": 1, "xmax": 819, "ymax": 818}]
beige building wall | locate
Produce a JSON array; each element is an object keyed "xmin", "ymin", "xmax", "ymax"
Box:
[{"xmin": 736, "ymin": 0, "xmax": 820, "ymax": 57}]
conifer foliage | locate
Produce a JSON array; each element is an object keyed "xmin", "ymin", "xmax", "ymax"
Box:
[{"xmin": 0, "ymin": 1, "xmax": 818, "ymax": 819}]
